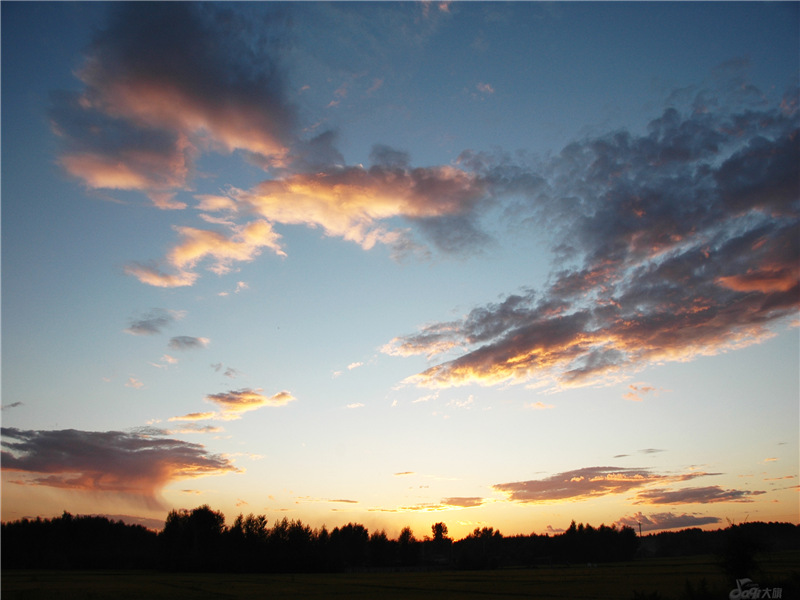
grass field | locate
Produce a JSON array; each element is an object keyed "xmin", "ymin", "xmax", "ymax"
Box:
[{"xmin": 3, "ymin": 551, "xmax": 798, "ymax": 599}]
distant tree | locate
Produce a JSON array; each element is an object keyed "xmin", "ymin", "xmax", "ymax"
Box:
[
  {"xmin": 432, "ymin": 522, "xmax": 449, "ymax": 542},
  {"xmin": 368, "ymin": 529, "xmax": 394, "ymax": 567},
  {"xmin": 398, "ymin": 526, "xmax": 419, "ymax": 566},
  {"xmin": 160, "ymin": 505, "xmax": 225, "ymax": 571},
  {"xmin": 330, "ymin": 523, "xmax": 369, "ymax": 571}
]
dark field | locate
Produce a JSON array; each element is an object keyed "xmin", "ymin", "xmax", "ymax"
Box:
[{"xmin": 3, "ymin": 551, "xmax": 799, "ymax": 600}]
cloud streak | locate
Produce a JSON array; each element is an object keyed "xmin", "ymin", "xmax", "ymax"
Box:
[
  {"xmin": 634, "ymin": 485, "xmax": 766, "ymax": 505},
  {"xmin": 1, "ymin": 427, "xmax": 238, "ymax": 507},
  {"xmin": 492, "ymin": 466, "xmax": 715, "ymax": 504},
  {"xmin": 168, "ymin": 336, "xmax": 210, "ymax": 351},
  {"xmin": 615, "ymin": 511, "xmax": 722, "ymax": 532}
]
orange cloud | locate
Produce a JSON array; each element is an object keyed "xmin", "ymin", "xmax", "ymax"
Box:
[
  {"xmin": 205, "ymin": 388, "xmax": 295, "ymax": 420},
  {"xmin": 127, "ymin": 220, "xmax": 285, "ymax": 287},
  {"xmin": 233, "ymin": 164, "xmax": 486, "ymax": 250},
  {"xmin": 169, "ymin": 412, "xmax": 217, "ymax": 422}
]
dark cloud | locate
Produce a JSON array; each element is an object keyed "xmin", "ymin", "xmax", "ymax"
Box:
[
  {"xmin": 386, "ymin": 87, "xmax": 799, "ymax": 389},
  {"xmin": 634, "ymin": 485, "xmax": 766, "ymax": 505},
  {"xmin": 1, "ymin": 402, "xmax": 24, "ymax": 411},
  {"xmin": 493, "ymin": 466, "xmax": 713, "ymax": 504},
  {"xmin": 615, "ymin": 511, "xmax": 722, "ymax": 532},
  {"xmin": 1, "ymin": 427, "xmax": 238, "ymax": 507},
  {"xmin": 168, "ymin": 336, "xmax": 210, "ymax": 351},
  {"xmin": 125, "ymin": 308, "xmax": 183, "ymax": 335},
  {"xmin": 50, "ymin": 2, "xmax": 296, "ymax": 202}
]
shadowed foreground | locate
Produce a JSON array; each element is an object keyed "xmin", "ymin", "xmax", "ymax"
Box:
[{"xmin": 3, "ymin": 552, "xmax": 799, "ymax": 600}]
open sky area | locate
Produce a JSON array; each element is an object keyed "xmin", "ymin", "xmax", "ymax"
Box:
[{"xmin": 2, "ymin": 1, "xmax": 798, "ymax": 539}]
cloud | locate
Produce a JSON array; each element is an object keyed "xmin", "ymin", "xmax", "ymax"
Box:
[
  {"xmin": 230, "ymin": 157, "xmax": 490, "ymax": 255},
  {"xmin": 1, "ymin": 402, "xmax": 23, "ymax": 411},
  {"xmin": 125, "ymin": 377, "xmax": 144, "ymax": 390},
  {"xmin": 493, "ymin": 466, "xmax": 714, "ymax": 504},
  {"xmin": 50, "ymin": 3, "xmax": 296, "ymax": 203},
  {"xmin": 394, "ymin": 471, "xmax": 415, "ymax": 476},
  {"xmin": 125, "ymin": 308, "xmax": 185, "ymax": 335},
  {"xmin": 346, "ymin": 403, "xmax": 365, "ymax": 409},
  {"xmin": 634, "ymin": 485, "xmax": 767, "ymax": 505},
  {"xmin": 0, "ymin": 427, "xmax": 239, "ymax": 507},
  {"xmin": 348, "ymin": 361, "xmax": 364, "ymax": 370},
  {"xmin": 615, "ymin": 511, "xmax": 722, "ymax": 532},
  {"xmin": 622, "ymin": 384, "xmax": 658, "ymax": 402},
  {"xmin": 385, "ymin": 88, "xmax": 799, "ymax": 390},
  {"xmin": 205, "ymin": 388, "xmax": 295, "ymax": 420},
  {"xmin": 168, "ymin": 336, "xmax": 210, "ymax": 351},
  {"xmin": 527, "ymin": 401, "xmax": 554, "ymax": 410},
  {"xmin": 169, "ymin": 412, "xmax": 217, "ymax": 422},
  {"xmin": 127, "ymin": 220, "xmax": 285, "ymax": 287},
  {"xmin": 441, "ymin": 497, "xmax": 485, "ymax": 508},
  {"xmin": 368, "ymin": 496, "xmax": 486, "ymax": 513}
]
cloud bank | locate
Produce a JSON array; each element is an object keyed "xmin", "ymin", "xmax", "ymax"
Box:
[{"xmin": 52, "ymin": 4, "xmax": 798, "ymax": 396}]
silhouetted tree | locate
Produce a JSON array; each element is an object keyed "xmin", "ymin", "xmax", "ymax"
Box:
[
  {"xmin": 330, "ymin": 523, "xmax": 369, "ymax": 571},
  {"xmin": 398, "ymin": 526, "xmax": 419, "ymax": 566},
  {"xmin": 160, "ymin": 505, "xmax": 225, "ymax": 571}
]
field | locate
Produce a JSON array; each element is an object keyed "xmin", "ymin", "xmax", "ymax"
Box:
[{"xmin": 3, "ymin": 551, "xmax": 799, "ymax": 599}]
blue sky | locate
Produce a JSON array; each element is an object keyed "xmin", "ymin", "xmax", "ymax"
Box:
[{"xmin": 2, "ymin": 1, "xmax": 798, "ymax": 538}]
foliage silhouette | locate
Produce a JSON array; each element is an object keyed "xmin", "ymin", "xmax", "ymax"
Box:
[{"xmin": 2, "ymin": 508, "xmax": 798, "ymax": 575}]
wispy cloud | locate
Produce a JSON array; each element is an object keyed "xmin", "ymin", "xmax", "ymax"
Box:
[
  {"xmin": 527, "ymin": 401, "xmax": 554, "ymax": 410},
  {"xmin": 622, "ymin": 384, "xmax": 660, "ymax": 403},
  {"xmin": 369, "ymin": 496, "xmax": 486, "ymax": 513},
  {"xmin": 125, "ymin": 377, "xmax": 144, "ymax": 390},
  {"xmin": 1, "ymin": 427, "xmax": 239, "ymax": 507}
]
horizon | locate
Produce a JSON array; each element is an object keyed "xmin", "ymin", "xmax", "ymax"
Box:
[{"xmin": 1, "ymin": 1, "xmax": 798, "ymax": 541}]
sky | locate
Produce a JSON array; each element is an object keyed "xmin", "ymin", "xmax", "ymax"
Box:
[{"xmin": 1, "ymin": 1, "xmax": 798, "ymax": 539}]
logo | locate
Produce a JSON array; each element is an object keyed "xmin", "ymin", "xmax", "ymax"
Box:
[{"xmin": 729, "ymin": 578, "xmax": 783, "ymax": 599}]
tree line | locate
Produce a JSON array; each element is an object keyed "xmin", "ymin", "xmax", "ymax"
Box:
[{"xmin": 2, "ymin": 506, "xmax": 798, "ymax": 574}]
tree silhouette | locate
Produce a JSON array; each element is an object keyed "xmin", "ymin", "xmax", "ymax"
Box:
[{"xmin": 398, "ymin": 526, "xmax": 419, "ymax": 566}]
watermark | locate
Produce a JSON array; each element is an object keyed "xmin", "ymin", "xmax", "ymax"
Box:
[{"xmin": 729, "ymin": 578, "xmax": 783, "ymax": 599}]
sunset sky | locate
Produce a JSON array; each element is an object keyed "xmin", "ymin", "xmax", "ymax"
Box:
[{"xmin": 2, "ymin": 1, "xmax": 798, "ymax": 539}]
